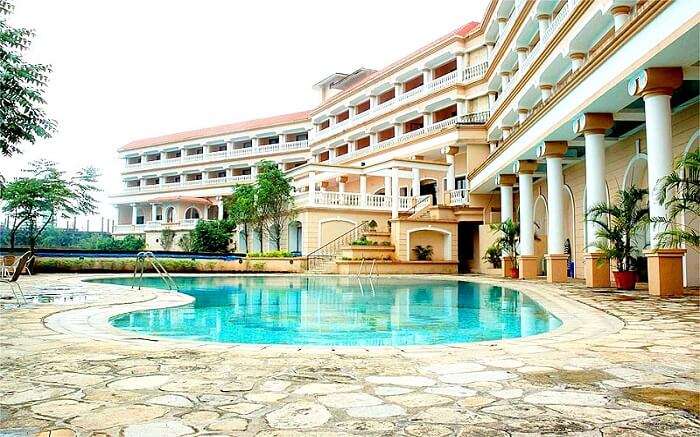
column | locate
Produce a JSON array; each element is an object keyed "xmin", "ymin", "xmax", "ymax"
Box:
[
  {"xmin": 422, "ymin": 68, "xmax": 432, "ymax": 85},
  {"xmin": 151, "ymin": 204, "xmax": 158, "ymax": 223},
  {"xmin": 517, "ymin": 160, "xmax": 539, "ymax": 279},
  {"xmin": 537, "ymin": 13, "xmax": 550, "ymax": 36},
  {"xmin": 337, "ymin": 176, "xmax": 346, "ymax": 193},
  {"xmin": 348, "ymin": 106, "xmax": 355, "ymax": 117},
  {"xmin": 517, "ymin": 108, "xmax": 529, "ymax": 124},
  {"xmin": 251, "ymin": 137, "xmax": 259, "ymax": 152},
  {"xmin": 308, "ymin": 171, "xmax": 316, "ymax": 202},
  {"xmin": 394, "ymin": 82, "xmax": 402, "ymax": 97},
  {"xmin": 217, "ymin": 196, "xmax": 224, "ymax": 220},
  {"xmin": 489, "ymin": 141, "xmax": 498, "ymax": 154},
  {"xmin": 486, "ymin": 42, "xmax": 495, "ymax": 59},
  {"xmin": 538, "ymin": 141, "xmax": 569, "ymax": 283},
  {"xmin": 391, "ymin": 167, "xmax": 400, "ymax": 219},
  {"xmin": 516, "ymin": 47, "xmax": 528, "ymax": 66},
  {"xmin": 131, "ymin": 203, "xmax": 138, "ymax": 226},
  {"xmin": 573, "ymin": 113, "xmax": 614, "ymax": 287},
  {"xmin": 369, "ymin": 95, "xmax": 378, "ymax": 108},
  {"xmin": 412, "ymin": 167, "xmax": 421, "ymax": 197},
  {"xmin": 497, "ymin": 17, "xmax": 507, "ymax": 36},
  {"xmin": 328, "ymin": 147, "xmax": 336, "ymax": 160},
  {"xmin": 628, "ymin": 67, "xmax": 684, "ymax": 296},
  {"xmin": 569, "ymin": 52, "xmax": 586, "ymax": 73},
  {"xmin": 539, "ymin": 84, "xmax": 553, "ymax": 102},
  {"xmin": 501, "ymin": 71, "xmax": 510, "ymax": 86},
  {"xmin": 370, "ymin": 132, "xmax": 377, "ymax": 145},
  {"xmin": 502, "ymin": 126, "xmax": 512, "ymax": 140},
  {"xmin": 497, "ymin": 174, "xmax": 516, "ymax": 277},
  {"xmin": 443, "ymin": 146, "xmax": 458, "ymax": 192},
  {"xmin": 394, "ymin": 123, "xmax": 402, "ymax": 137},
  {"xmin": 456, "ymin": 99, "xmax": 467, "ymax": 117},
  {"xmin": 610, "ymin": 5, "xmax": 632, "ymax": 31},
  {"xmin": 455, "ymin": 52, "xmax": 464, "ymax": 75},
  {"xmin": 488, "ymin": 91, "xmax": 498, "ymax": 111},
  {"xmin": 347, "ymin": 140, "xmax": 356, "ymax": 153},
  {"xmin": 384, "ymin": 176, "xmax": 392, "ymax": 196},
  {"xmin": 359, "ymin": 175, "xmax": 367, "ymax": 207},
  {"xmin": 423, "ymin": 111, "xmax": 433, "ymax": 126}
]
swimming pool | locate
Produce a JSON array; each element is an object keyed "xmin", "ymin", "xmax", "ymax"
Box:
[{"xmin": 92, "ymin": 276, "xmax": 561, "ymax": 347}]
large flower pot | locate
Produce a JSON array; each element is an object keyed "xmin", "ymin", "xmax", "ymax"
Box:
[
  {"xmin": 509, "ymin": 268, "xmax": 519, "ymax": 279},
  {"xmin": 613, "ymin": 271, "xmax": 637, "ymax": 290}
]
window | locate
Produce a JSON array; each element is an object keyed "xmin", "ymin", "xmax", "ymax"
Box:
[
  {"xmin": 165, "ymin": 207, "xmax": 175, "ymax": 223},
  {"xmin": 185, "ymin": 207, "xmax": 200, "ymax": 219},
  {"xmin": 295, "ymin": 133, "xmax": 308, "ymax": 141},
  {"xmin": 356, "ymin": 100, "xmax": 370, "ymax": 113},
  {"xmin": 377, "ymin": 88, "xmax": 395, "ymax": 104},
  {"xmin": 456, "ymin": 176, "xmax": 467, "ymax": 190},
  {"xmin": 319, "ymin": 120, "xmax": 330, "ymax": 131}
]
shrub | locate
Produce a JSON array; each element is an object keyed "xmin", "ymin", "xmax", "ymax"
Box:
[
  {"xmin": 482, "ymin": 244, "xmax": 502, "ymax": 268},
  {"xmin": 160, "ymin": 229, "xmax": 175, "ymax": 250},
  {"xmin": 178, "ymin": 233, "xmax": 194, "ymax": 252},
  {"xmin": 351, "ymin": 235, "xmax": 376, "ymax": 246},
  {"xmin": 413, "ymin": 245, "xmax": 433, "ymax": 261},
  {"xmin": 80, "ymin": 234, "xmax": 145, "ymax": 252},
  {"xmin": 190, "ymin": 220, "xmax": 235, "ymax": 253},
  {"xmin": 246, "ymin": 250, "xmax": 292, "ymax": 258}
]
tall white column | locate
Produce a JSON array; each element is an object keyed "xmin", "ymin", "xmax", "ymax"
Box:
[
  {"xmin": 422, "ymin": 68, "xmax": 432, "ymax": 85},
  {"xmin": 445, "ymin": 152, "xmax": 456, "ymax": 191},
  {"xmin": 328, "ymin": 147, "xmax": 336, "ymax": 159},
  {"xmin": 131, "ymin": 203, "xmax": 138, "ymax": 225},
  {"xmin": 347, "ymin": 140, "xmax": 355, "ymax": 153},
  {"xmin": 412, "ymin": 168, "xmax": 421, "ymax": 196},
  {"xmin": 151, "ymin": 204, "xmax": 158, "ymax": 222},
  {"xmin": 384, "ymin": 176, "xmax": 392, "ymax": 196},
  {"xmin": 517, "ymin": 108, "xmax": 529, "ymax": 124},
  {"xmin": 391, "ymin": 167, "xmax": 400, "ymax": 219},
  {"xmin": 456, "ymin": 99, "xmax": 467, "ymax": 117},
  {"xmin": 488, "ymin": 91, "xmax": 497, "ymax": 110},
  {"xmin": 543, "ymin": 152, "xmax": 565, "ymax": 255},
  {"xmin": 359, "ymin": 175, "xmax": 367, "ymax": 207},
  {"xmin": 497, "ymin": 17, "xmax": 507, "ymax": 36},
  {"xmin": 500, "ymin": 184, "xmax": 513, "ymax": 222},
  {"xmin": 217, "ymin": 197, "xmax": 224, "ymax": 220},
  {"xmin": 308, "ymin": 171, "xmax": 316, "ymax": 201},
  {"xmin": 394, "ymin": 82, "xmax": 402, "ymax": 97},
  {"xmin": 455, "ymin": 53, "xmax": 464, "ymax": 75},
  {"xmin": 518, "ymin": 170, "xmax": 535, "ymax": 256},
  {"xmin": 537, "ymin": 14, "xmax": 550, "ymax": 36},
  {"xmin": 516, "ymin": 47, "xmax": 528, "ymax": 66},
  {"xmin": 540, "ymin": 84, "xmax": 553, "ymax": 102},
  {"xmin": 486, "ymin": 42, "xmax": 495, "ymax": 59}
]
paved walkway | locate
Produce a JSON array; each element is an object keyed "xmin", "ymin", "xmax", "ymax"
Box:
[{"xmin": 0, "ymin": 273, "xmax": 698, "ymax": 436}]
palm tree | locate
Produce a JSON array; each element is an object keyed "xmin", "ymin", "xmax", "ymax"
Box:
[
  {"xmin": 654, "ymin": 150, "xmax": 700, "ymax": 249},
  {"xmin": 587, "ymin": 186, "xmax": 649, "ymax": 272},
  {"xmin": 490, "ymin": 218, "xmax": 519, "ymax": 269}
]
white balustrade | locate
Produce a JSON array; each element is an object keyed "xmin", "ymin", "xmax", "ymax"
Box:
[
  {"xmin": 113, "ymin": 224, "xmax": 135, "ymax": 234},
  {"xmin": 446, "ymin": 188, "xmax": 469, "ymax": 206},
  {"xmin": 145, "ymin": 220, "xmax": 162, "ymax": 231},
  {"xmin": 459, "ymin": 111, "xmax": 490, "ymax": 124},
  {"xmin": 121, "ymin": 174, "xmax": 252, "ymax": 195},
  {"xmin": 462, "ymin": 61, "xmax": 488, "ymax": 82},
  {"xmin": 304, "ymin": 191, "xmax": 428, "ymax": 212},
  {"xmin": 491, "ymin": 1, "xmax": 527, "ymax": 61},
  {"xmin": 180, "ymin": 218, "xmax": 200, "ymax": 229}
]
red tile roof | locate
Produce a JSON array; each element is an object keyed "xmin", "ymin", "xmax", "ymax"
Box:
[{"xmin": 118, "ymin": 110, "xmax": 311, "ymax": 152}]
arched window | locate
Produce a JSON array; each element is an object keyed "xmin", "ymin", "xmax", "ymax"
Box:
[
  {"xmin": 185, "ymin": 207, "xmax": 200, "ymax": 219},
  {"xmin": 165, "ymin": 206, "xmax": 176, "ymax": 223}
]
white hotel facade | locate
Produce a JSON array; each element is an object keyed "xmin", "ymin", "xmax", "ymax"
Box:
[{"xmin": 113, "ymin": 0, "xmax": 699, "ymax": 295}]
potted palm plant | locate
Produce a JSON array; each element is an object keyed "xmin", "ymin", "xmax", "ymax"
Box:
[
  {"xmin": 587, "ymin": 186, "xmax": 649, "ymax": 290},
  {"xmin": 490, "ymin": 218, "xmax": 519, "ymax": 278}
]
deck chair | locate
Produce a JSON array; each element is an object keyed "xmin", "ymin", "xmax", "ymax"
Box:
[
  {"xmin": 1, "ymin": 253, "xmax": 33, "ymax": 277},
  {"xmin": 1, "ymin": 251, "xmax": 31, "ymax": 305}
]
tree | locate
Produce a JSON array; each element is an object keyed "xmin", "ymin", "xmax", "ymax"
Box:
[
  {"xmin": 0, "ymin": 0, "xmax": 56, "ymax": 160},
  {"xmin": 190, "ymin": 219, "xmax": 235, "ymax": 253},
  {"xmin": 587, "ymin": 186, "xmax": 649, "ymax": 272},
  {"xmin": 654, "ymin": 150, "xmax": 700, "ymax": 249},
  {"xmin": 490, "ymin": 218, "xmax": 520, "ymax": 269},
  {"xmin": 226, "ymin": 183, "xmax": 259, "ymax": 253},
  {"xmin": 256, "ymin": 160, "xmax": 295, "ymax": 250},
  {"xmin": 0, "ymin": 160, "xmax": 99, "ymax": 251}
]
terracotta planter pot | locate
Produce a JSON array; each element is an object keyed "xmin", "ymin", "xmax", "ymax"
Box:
[
  {"xmin": 613, "ymin": 271, "xmax": 637, "ymax": 290},
  {"xmin": 509, "ymin": 268, "xmax": 519, "ymax": 279}
]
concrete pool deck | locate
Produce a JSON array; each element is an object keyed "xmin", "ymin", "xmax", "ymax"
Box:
[{"xmin": 0, "ymin": 273, "xmax": 698, "ymax": 436}]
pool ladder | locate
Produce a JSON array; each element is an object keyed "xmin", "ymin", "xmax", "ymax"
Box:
[
  {"xmin": 355, "ymin": 259, "xmax": 378, "ymax": 278},
  {"xmin": 132, "ymin": 252, "xmax": 178, "ymax": 291}
]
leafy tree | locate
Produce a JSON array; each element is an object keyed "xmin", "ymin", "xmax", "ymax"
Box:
[
  {"xmin": 0, "ymin": 0, "xmax": 56, "ymax": 160},
  {"xmin": 256, "ymin": 160, "xmax": 295, "ymax": 250},
  {"xmin": 653, "ymin": 150, "xmax": 700, "ymax": 249},
  {"xmin": 81, "ymin": 234, "xmax": 145, "ymax": 252},
  {"xmin": 160, "ymin": 229, "xmax": 175, "ymax": 250},
  {"xmin": 226, "ymin": 183, "xmax": 259, "ymax": 252},
  {"xmin": 190, "ymin": 219, "xmax": 235, "ymax": 253},
  {"xmin": 587, "ymin": 186, "xmax": 649, "ymax": 272},
  {"xmin": 0, "ymin": 160, "xmax": 99, "ymax": 251},
  {"xmin": 177, "ymin": 233, "xmax": 193, "ymax": 252}
]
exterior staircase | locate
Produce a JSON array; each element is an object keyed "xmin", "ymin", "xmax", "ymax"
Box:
[
  {"xmin": 305, "ymin": 220, "xmax": 370, "ymax": 273},
  {"xmin": 407, "ymin": 195, "xmax": 433, "ymax": 219}
]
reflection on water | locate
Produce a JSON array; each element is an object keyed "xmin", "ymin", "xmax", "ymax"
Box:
[{"xmin": 93, "ymin": 276, "xmax": 561, "ymax": 346}]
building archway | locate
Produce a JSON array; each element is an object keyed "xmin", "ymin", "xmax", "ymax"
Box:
[
  {"xmin": 563, "ymin": 184, "xmax": 576, "ymax": 277},
  {"xmin": 681, "ymin": 131, "xmax": 699, "ymax": 286},
  {"xmin": 420, "ymin": 178, "xmax": 438, "ymax": 205},
  {"xmin": 533, "ymin": 194, "xmax": 548, "ymax": 274},
  {"xmin": 184, "ymin": 207, "xmax": 201, "ymax": 220},
  {"xmin": 407, "ymin": 228, "xmax": 452, "ymax": 261},
  {"xmin": 165, "ymin": 206, "xmax": 176, "ymax": 223},
  {"xmin": 288, "ymin": 221, "xmax": 302, "ymax": 255},
  {"xmin": 622, "ymin": 153, "xmax": 650, "ymax": 251},
  {"xmin": 318, "ymin": 218, "xmax": 356, "ymax": 247}
]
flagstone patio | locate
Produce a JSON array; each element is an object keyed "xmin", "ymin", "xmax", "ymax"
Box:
[{"xmin": 0, "ymin": 273, "xmax": 698, "ymax": 436}]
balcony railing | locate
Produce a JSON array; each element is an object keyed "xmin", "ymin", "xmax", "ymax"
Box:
[
  {"xmin": 113, "ymin": 224, "xmax": 146, "ymax": 234},
  {"xmin": 115, "ymin": 219, "xmax": 200, "ymax": 234},
  {"xmin": 458, "ymin": 111, "xmax": 490, "ymax": 124},
  {"xmin": 302, "ymin": 191, "xmax": 429, "ymax": 211},
  {"xmin": 124, "ymin": 140, "xmax": 309, "ymax": 171},
  {"xmin": 327, "ymin": 116, "xmax": 459, "ymax": 164},
  {"xmin": 490, "ymin": 1, "xmax": 527, "ymax": 62},
  {"xmin": 120, "ymin": 175, "xmax": 252, "ymax": 195},
  {"xmin": 446, "ymin": 188, "xmax": 469, "ymax": 206},
  {"xmin": 312, "ymin": 64, "xmax": 488, "ymax": 144},
  {"xmin": 493, "ymin": 0, "xmax": 578, "ymax": 111}
]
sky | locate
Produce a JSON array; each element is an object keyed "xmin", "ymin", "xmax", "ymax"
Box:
[{"xmin": 3, "ymin": 0, "xmax": 488, "ymax": 229}]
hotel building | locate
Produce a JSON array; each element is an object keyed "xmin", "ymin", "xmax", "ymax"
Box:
[{"xmin": 113, "ymin": 0, "xmax": 699, "ymax": 296}]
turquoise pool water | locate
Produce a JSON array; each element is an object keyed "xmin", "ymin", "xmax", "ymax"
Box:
[{"xmin": 92, "ymin": 276, "xmax": 561, "ymax": 346}]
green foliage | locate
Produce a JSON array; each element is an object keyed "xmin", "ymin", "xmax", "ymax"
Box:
[
  {"xmin": 587, "ymin": 186, "xmax": 649, "ymax": 272},
  {"xmin": 33, "ymin": 257, "xmax": 198, "ymax": 273},
  {"xmin": 653, "ymin": 150, "xmax": 700, "ymax": 249},
  {"xmin": 246, "ymin": 250, "xmax": 292, "ymax": 258},
  {"xmin": 160, "ymin": 229, "xmax": 175, "ymax": 250},
  {"xmin": 0, "ymin": 160, "xmax": 99, "ymax": 251},
  {"xmin": 413, "ymin": 245, "xmax": 434, "ymax": 261},
  {"xmin": 256, "ymin": 160, "xmax": 295, "ymax": 250},
  {"xmin": 351, "ymin": 235, "xmax": 378, "ymax": 246},
  {"xmin": 0, "ymin": 225, "xmax": 110, "ymax": 249},
  {"xmin": 226, "ymin": 183, "xmax": 260, "ymax": 251},
  {"xmin": 80, "ymin": 234, "xmax": 145, "ymax": 252},
  {"xmin": 0, "ymin": 1, "xmax": 56, "ymax": 159},
  {"xmin": 190, "ymin": 219, "xmax": 235, "ymax": 253},
  {"xmin": 490, "ymin": 218, "xmax": 519, "ymax": 268},
  {"xmin": 482, "ymin": 244, "xmax": 502, "ymax": 268},
  {"xmin": 177, "ymin": 233, "xmax": 193, "ymax": 252}
]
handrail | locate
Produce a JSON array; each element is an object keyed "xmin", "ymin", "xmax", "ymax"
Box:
[
  {"xmin": 409, "ymin": 195, "xmax": 432, "ymax": 218},
  {"xmin": 132, "ymin": 251, "xmax": 178, "ymax": 291},
  {"xmin": 305, "ymin": 220, "xmax": 370, "ymax": 272}
]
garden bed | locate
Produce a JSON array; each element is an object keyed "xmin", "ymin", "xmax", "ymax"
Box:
[{"xmin": 340, "ymin": 245, "xmax": 396, "ymax": 261}]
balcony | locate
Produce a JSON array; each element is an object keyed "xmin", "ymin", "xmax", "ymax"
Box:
[
  {"xmin": 115, "ymin": 219, "xmax": 201, "ymax": 234},
  {"xmin": 445, "ymin": 188, "xmax": 469, "ymax": 206},
  {"xmin": 312, "ymin": 62, "xmax": 489, "ymax": 144},
  {"xmin": 123, "ymin": 140, "xmax": 309, "ymax": 171},
  {"xmin": 120, "ymin": 175, "xmax": 253, "ymax": 195},
  {"xmin": 297, "ymin": 191, "xmax": 432, "ymax": 212}
]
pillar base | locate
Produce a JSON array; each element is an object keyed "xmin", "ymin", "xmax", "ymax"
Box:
[
  {"xmin": 584, "ymin": 253, "xmax": 611, "ymax": 288},
  {"xmin": 502, "ymin": 256, "xmax": 515, "ymax": 278},
  {"xmin": 518, "ymin": 256, "xmax": 539, "ymax": 279},
  {"xmin": 645, "ymin": 249, "xmax": 686, "ymax": 297},
  {"xmin": 545, "ymin": 254, "xmax": 569, "ymax": 283}
]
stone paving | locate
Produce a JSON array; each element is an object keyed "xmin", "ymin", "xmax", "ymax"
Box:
[{"xmin": 0, "ymin": 273, "xmax": 698, "ymax": 436}]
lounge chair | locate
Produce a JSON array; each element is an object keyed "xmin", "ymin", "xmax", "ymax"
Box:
[
  {"xmin": 1, "ymin": 251, "xmax": 31, "ymax": 305},
  {"xmin": 1, "ymin": 253, "xmax": 33, "ymax": 278}
]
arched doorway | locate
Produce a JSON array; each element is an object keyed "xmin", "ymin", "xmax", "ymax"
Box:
[
  {"xmin": 681, "ymin": 131, "xmax": 699, "ymax": 287},
  {"xmin": 420, "ymin": 178, "xmax": 438, "ymax": 205},
  {"xmin": 135, "ymin": 207, "xmax": 145, "ymax": 225},
  {"xmin": 165, "ymin": 206, "xmax": 176, "ymax": 223},
  {"xmin": 533, "ymin": 195, "xmax": 548, "ymax": 275},
  {"xmin": 288, "ymin": 221, "xmax": 302, "ymax": 255},
  {"xmin": 207, "ymin": 205, "xmax": 219, "ymax": 220},
  {"xmin": 407, "ymin": 228, "xmax": 452, "ymax": 261},
  {"xmin": 184, "ymin": 207, "xmax": 200, "ymax": 220},
  {"xmin": 563, "ymin": 185, "xmax": 576, "ymax": 277}
]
